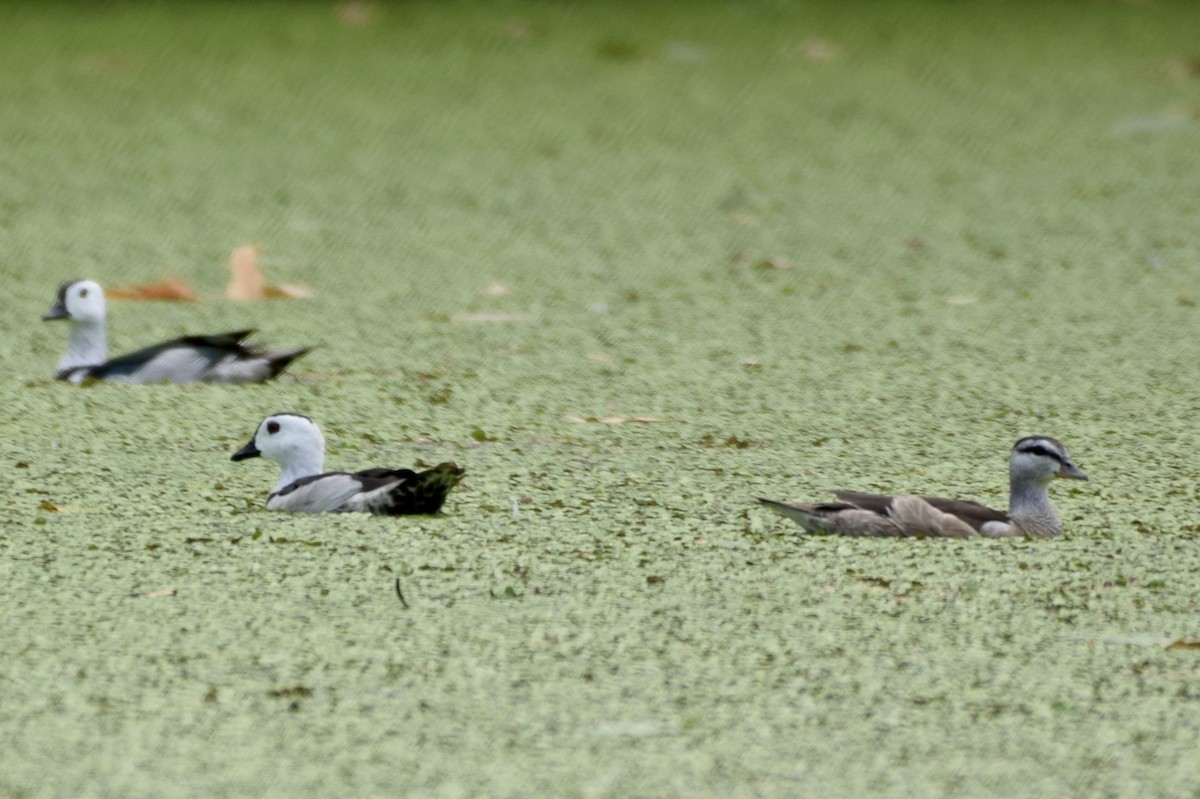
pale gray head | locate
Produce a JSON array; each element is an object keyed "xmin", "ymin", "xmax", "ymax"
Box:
[
  {"xmin": 1010, "ymin": 436, "xmax": 1087, "ymax": 485},
  {"xmin": 43, "ymin": 279, "xmax": 107, "ymax": 325}
]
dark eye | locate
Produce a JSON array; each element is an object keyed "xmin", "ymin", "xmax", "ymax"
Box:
[
  {"xmin": 266, "ymin": 421, "xmax": 280, "ymax": 435},
  {"xmin": 79, "ymin": 288, "xmax": 89, "ymax": 298}
]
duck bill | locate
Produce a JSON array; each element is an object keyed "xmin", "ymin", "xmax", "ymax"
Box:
[
  {"xmin": 42, "ymin": 299, "xmax": 69, "ymax": 321},
  {"xmin": 1057, "ymin": 462, "xmax": 1088, "ymax": 481},
  {"xmin": 231, "ymin": 439, "xmax": 261, "ymax": 461}
]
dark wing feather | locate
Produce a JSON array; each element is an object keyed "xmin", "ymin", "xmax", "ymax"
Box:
[
  {"xmin": 919, "ymin": 496, "xmax": 1008, "ymax": 531},
  {"xmin": 86, "ymin": 330, "xmax": 258, "ymax": 380},
  {"xmin": 834, "ymin": 490, "xmax": 1007, "ymax": 532},
  {"xmin": 273, "ymin": 470, "xmax": 350, "ymax": 499}
]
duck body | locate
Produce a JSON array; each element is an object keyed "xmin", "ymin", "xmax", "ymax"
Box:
[
  {"xmin": 758, "ymin": 436, "xmax": 1087, "ymax": 539},
  {"xmin": 232, "ymin": 413, "xmax": 465, "ymax": 515},
  {"xmin": 44, "ymin": 279, "xmax": 310, "ymax": 384}
]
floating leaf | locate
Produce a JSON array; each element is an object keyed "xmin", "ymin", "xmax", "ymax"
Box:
[
  {"xmin": 563, "ymin": 415, "xmax": 667, "ymax": 425},
  {"xmin": 1167, "ymin": 639, "xmax": 1200, "ymax": 650},
  {"xmin": 752, "ymin": 257, "xmax": 793, "ymax": 271},
  {"xmin": 698, "ymin": 434, "xmax": 764, "ymax": 449},
  {"xmin": 226, "ymin": 245, "xmax": 265, "ymax": 300},
  {"xmin": 226, "ymin": 245, "xmax": 312, "ymax": 301},
  {"xmin": 38, "ymin": 500, "xmax": 60, "ymax": 512},
  {"xmin": 265, "ymin": 283, "xmax": 314, "ymax": 299},
  {"xmin": 108, "ymin": 278, "xmax": 197, "ymax": 302},
  {"xmin": 266, "ymin": 685, "xmax": 313, "ymax": 699}
]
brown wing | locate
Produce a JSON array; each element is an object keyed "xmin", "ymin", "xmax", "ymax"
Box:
[{"xmin": 834, "ymin": 490, "xmax": 1007, "ymax": 533}]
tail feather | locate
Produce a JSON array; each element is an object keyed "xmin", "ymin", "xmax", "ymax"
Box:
[
  {"xmin": 383, "ymin": 462, "xmax": 466, "ymax": 515},
  {"xmin": 262, "ymin": 347, "xmax": 312, "ymax": 379},
  {"xmin": 756, "ymin": 497, "xmax": 824, "ymax": 532}
]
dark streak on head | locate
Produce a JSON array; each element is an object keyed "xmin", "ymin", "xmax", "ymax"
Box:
[
  {"xmin": 1014, "ymin": 436, "xmax": 1066, "ymax": 462},
  {"xmin": 56, "ymin": 279, "xmax": 83, "ymax": 304}
]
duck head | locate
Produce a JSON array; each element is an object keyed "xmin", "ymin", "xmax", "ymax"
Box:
[{"xmin": 44, "ymin": 279, "xmax": 106, "ymax": 324}]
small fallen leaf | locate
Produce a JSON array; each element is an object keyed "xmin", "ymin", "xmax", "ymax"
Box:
[
  {"xmin": 481, "ymin": 282, "xmax": 511, "ymax": 296},
  {"xmin": 226, "ymin": 245, "xmax": 266, "ymax": 300},
  {"xmin": 1167, "ymin": 639, "xmax": 1200, "ymax": 650},
  {"xmin": 226, "ymin": 244, "xmax": 312, "ymax": 301},
  {"xmin": 108, "ymin": 278, "xmax": 198, "ymax": 302},
  {"xmin": 131, "ymin": 588, "xmax": 176, "ymax": 599},
  {"xmin": 752, "ymin": 257, "xmax": 793, "ymax": 271},
  {"xmin": 38, "ymin": 500, "xmax": 60, "ymax": 512},
  {"xmin": 263, "ymin": 282, "xmax": 314, "ymax": 299},
  {"xmin": 1164, "ymin": 56, "xmax": 1200, "ymax": 80}
]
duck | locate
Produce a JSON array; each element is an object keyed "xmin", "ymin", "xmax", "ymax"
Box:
[
  {"xmin": 43, "ymin": 279, "xmax": 310, "ymax": 384},
  {"xmin": 757, "ymin": 436, "xmax": 1088, "ymax": 538},
  {"xmin": 231, "ymin": 413, "xmax": 465, "ymax": 514}
]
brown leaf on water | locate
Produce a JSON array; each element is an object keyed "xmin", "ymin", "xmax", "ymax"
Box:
[
  {"xmin": 1164, "ymin": 56, "xmax": 1200, "ymax": 79},
  {"xmin": 226, "ymin": 245, "xmax": 311, "ymax": 301},
  {"xmin": 752, "ymin": 257, "xmax": 792, "ymax": 271},
  {"xmin": 264, "ymin": 282, "xmax": 314, "ymax": 299},
  {"xmin": 38, "ymin": 499, "xmax": 61, "ymax": 512},
  {"xmin": 107, "ymin": 278, "xmax": 198, "ymax": 302},
  {"xmin": 563, "ymin": 415, "xmax": 667, "ymax": 425},
  {"xmin": 227, "ymin": 245, "xmax": 265, "ymax": 300},
  {"xmin": 1167, "ymin": 639, "xmax": 1200, "ymax": 650}
]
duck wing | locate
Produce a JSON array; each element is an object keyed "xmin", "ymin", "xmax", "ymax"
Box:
[
  {"xmin": 835, "ymin": 491, "xmax": 1007, "ymax": 533},
  {"xmin": 84, "ymin": 330, "xmax": 260, "ymax": 384},
  {"xmin": 267, "ymin": 463, "xmax": 465, "ymax": 514},
  {"xmin": 267, "ymin": 471, "xmax": 366, "ymax": 513}
]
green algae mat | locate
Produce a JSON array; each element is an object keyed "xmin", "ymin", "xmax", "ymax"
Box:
[{"xmin": 3, "ymin": 2, "xmax": 1200, "ymax": 796}]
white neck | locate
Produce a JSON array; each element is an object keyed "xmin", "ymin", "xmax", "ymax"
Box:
[
  {"xmin": 58, "ymin": 318, "xmax": 107, "ymax": 374},
  {"xmin": 274, "ymin": 451, "xmax": 325, "ymax": 494}
]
